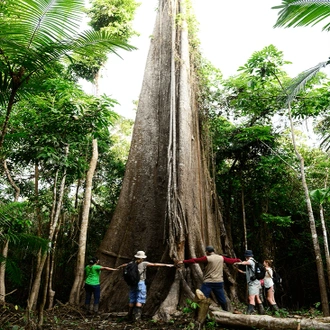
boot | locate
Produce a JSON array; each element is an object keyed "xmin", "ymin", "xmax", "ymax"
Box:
[
  {"xmin": 133, "ymin": 306, "xmax": 142, "ymax": 321},
  {"xmin": 272, "ymin": 304, "xmax": 279, "ymax": 311},
  {"xmin": 93, "ymin": 304, "xmax": 99, "ymax": 314},
  {"xmin": 246, "ymin": 304, "xmax": 255, "ymax": 315},
  {"xmin": 84, "ymin": 304, "xmax": 91, "ymax": 315},
  {"xmin": 221, "ymin": 302, "xmax": 228, "ymax": 312},
  {"xmin": 257, "ymin": 303, "xmax": 265, "ymax": 315},
  {"xmin": 127, "ymin": 306, "xmax": 134, "ymax": 322}
]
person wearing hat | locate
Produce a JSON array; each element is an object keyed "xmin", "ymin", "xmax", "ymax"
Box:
[
  {"xmin": 84, "ymin": 257, "xmax": 117, "ymax": 314},
  {"xmin": 118, "ymin": 250, "xmax": 174, "ymax": 322},
  {"xmin": 234, "ymin": 250, "xmax": 265, "ymax": 315},
  {"xmin": 177, "ymin": 246, "xmax": 241, "ymax": 311}
]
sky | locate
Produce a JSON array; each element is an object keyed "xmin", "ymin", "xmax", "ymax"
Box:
[{"xmin": 86, "ymin": 0, "xmax": 330, "ymax": 120}]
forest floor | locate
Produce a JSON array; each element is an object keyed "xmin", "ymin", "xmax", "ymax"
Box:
[
  {"xmin": 0, "ymin": 301, "xmax": 322, "ymax": 330},
  {"xmin": 0, "ymin": 301, "xmax": 246, "ymax": 329}
]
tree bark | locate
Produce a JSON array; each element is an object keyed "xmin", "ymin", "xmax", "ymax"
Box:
[
  {"xmin": 319, "ymin": 204, "xmax": 330, "ymax": 289},
  {"xmin": 97, "ymin": 0, "xmax": 238, "ymax": 318},
  {"xmin": 0, "ymin": 241, "xmax": 8, "ymax": 303},
  {"xmin": 0, "ymin": 160, "xmax": 20, "ymax": 303},
  {"xmin": 211, "ymin": 309, "xmax": 330, "ymax": 330},
  {"xmin": 287, "ymin": 103, "xmax": 329, "ymax": 316},
  {"xmin": 27, "ymin": 147, "xmax": 68, "ymax": 312},
  {"xmin": 69, "ymin": 139, "xmax": 99, "ymax": 305}
]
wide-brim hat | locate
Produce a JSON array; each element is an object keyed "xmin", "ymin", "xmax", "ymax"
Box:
[
  {"xmin": 244, "ymin": 250, "xmax": 254, "ymax": 257},
  {"xmin": 135, "ymin": 251, "xmax": 147, "ymax": 259}
]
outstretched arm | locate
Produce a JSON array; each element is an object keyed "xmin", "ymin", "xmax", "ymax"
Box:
[
  {"xmin": 100, "ymin": 266, "xmax": 117, "ymax": 271},
  {"xmin": 147, "ymin": 262, "xmax": 174, "ymax": 267},
  {"xmin": 117, "ymin": 263, "xmax": 128, "ymax": 269},
  {"xmin": 223, "ymin": 256, "xmax": 241, "ymax": 265},
  {"xmin": 177, "ymin": 256, "xmax": 208, "ymax": 265}
]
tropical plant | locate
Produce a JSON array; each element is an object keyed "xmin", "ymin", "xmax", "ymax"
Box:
[
  {"xmin": 0, "ymin": 0, "xmax": 134, "ymax": 150},
  {"xmin": 272, "ymin": 1, "xmax": 330, "ymax": 103}
]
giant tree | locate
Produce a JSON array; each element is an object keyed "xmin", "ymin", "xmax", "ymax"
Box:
[{"xmin": 96, "ymin": 0, "xmax": 239, "ymax": 318}]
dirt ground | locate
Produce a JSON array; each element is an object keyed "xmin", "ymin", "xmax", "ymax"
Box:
[{"xmin": 0, "ymin": 302, "xmax": 230, "ymax": 329}]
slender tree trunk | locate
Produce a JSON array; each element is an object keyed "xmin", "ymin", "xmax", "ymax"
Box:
[
  {"xmin": 3, "ymin": 159, "xmax": 20, "ymax": 201},
  {"xmin": 47, "ymin": 216, "xmax": 61, "ymax": 310},
  {"xmin": 241, "ymin": 187, "xmax": 247, "ymax": 250},
  {"xmin": 0, "ymin": 86, "xmax": 19, "ymax": 150},
  {"xmin": 0, "ymin": 160, "xmax": 20, "ymax": 302},
  {"xmin": 0, "ymin": 240, "xmax": 8, "ymax": 303},
  {"xmin": 69, "ymin": 139, "xmax": 98, "ymax": 305},
  {"xmin": 288, "ymin": 103, "xmax": 329, "ymax": 316},
  {"xmin": 27, "ymin": 147, "xmax": 68, "ymax": 312},
  {"xmin": 319, "ymin": 204, "xmax": 330, "ymax": 288}
]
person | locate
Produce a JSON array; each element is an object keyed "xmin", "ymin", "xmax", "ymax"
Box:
[
  {"xmin": 177, "ymin": 245, "xmax": 241, "ymax": 311},
  {"xmin": 263, "ymin": 259, "xmax": 279, "ymax": 312},
  {"xmin": 84, "ymin": 257, "xmax": 117, "ymax": 314},
  {"xmin": 234, "ymin": 250, "xmax": 265, "ymax": 315},
  {"xmin": 117, "ymin": 250, "xmax": 174, "ymax": 322}
]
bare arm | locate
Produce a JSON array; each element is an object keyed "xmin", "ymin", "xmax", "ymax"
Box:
[
  {"xmin": 116, "ymin": 263, "xmax": 128, "ymax": 269},
  {"xmin": 235, "ymin": 260, "xmax": 250, "ymax": 266},
  {"xmin": 147, "ymin": 262, "xmax": 174, "ymax": 267},
  {"xmin": 100, "ymin": 266, "xmax": 117, "ymax": 271}
]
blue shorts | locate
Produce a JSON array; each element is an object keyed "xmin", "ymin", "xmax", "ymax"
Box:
[{"xmin": 129, "ymin": 281, "xmax": 147, "ymax": 304}]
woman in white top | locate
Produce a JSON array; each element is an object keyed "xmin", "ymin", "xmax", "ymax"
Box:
[{"xmin": 263, "ymin": 259, "xmax": 279, "ymax": 311}]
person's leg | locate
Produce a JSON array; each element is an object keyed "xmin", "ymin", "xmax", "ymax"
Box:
[
  {"xmin": 253, "ymin": 283, "xmax": 264, "ymax": 314},
  {"xmin": 247, "ymin": 283, "xmax": 259, "ymax": 314},
  {"xmin": 93, "ymin": 285, "xmax": 101, "ymax": 313},
  {"xmin": 135, "ymin": 281, "xmax": 147, "ymax": 321},
  {"xmin": 210, "ymin": 282, "xmax": 228, "ymax": 311},
  {"xmin": 128, "ymin": 287, "xmax": 138, "ymax": 321},
  {"xmin": 267, "ymin": 286, "xmax": 279, "ymax": 311},
  {"xmin": 84, "ymin": 284, "xmax": 92, "ymax": 312},
  {"xmin": 200, "ymin": 282, "xmax": 212, "ymax": 298}
]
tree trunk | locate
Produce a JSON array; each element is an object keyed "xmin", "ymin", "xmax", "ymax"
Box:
[
  {"xmin": 27, "ymin": 147, "xmax": 68, "ymax": 312},
  {"xmin": 0, "ymin": 160, "xmax": 20, "ymax": 303},
  {"xmin": 320, "ymin": 204, "xmax": 330, "ymax": 288},
  {"xmin": 287, "ymin": 104, "xmax": 329, "ymax": 316},
  {"xmin": 69, "ymin": 139, "xmax": 99, "ymax": 305},
  {"xmin": 97, "ymin": 0, "xmax": 237, "ymax": 318},
  {"xmin": 0, "ymin": 240, "xmax": 8, "ymax": 303},
  {"xmin": 211, "ymin": 309, "xmax": 330, "ymax": 330},
  {"xmin": 241, "ymin": 187, "xmax": 247, "ymax": 250}
]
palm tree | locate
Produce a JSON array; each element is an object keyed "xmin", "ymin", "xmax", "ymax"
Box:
[
  {"xmin": 0, "ymin": 0, "xmax": 135, "ymax": 150},
  {"xmin": 272, "ymin": 0, "xmax": 330, "ymax": 102}
]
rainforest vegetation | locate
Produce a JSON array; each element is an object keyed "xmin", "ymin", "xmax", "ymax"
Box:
[{"xmin": 2, "ymin": 0, "xmax": 330, "ymax": 329}]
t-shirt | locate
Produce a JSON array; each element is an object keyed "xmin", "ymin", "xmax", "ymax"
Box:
[
  {"xmin": 138, "ymin": 261, "xmax": 149, "ymax": 281},
  {"xmin": 85, "ymin": 264, "xmax": 102, "ymax": 285},
  {"xmin": 246, "ymin": 259, "xmax": 260, "ymax": 285},
  {"xmin": 264, "ymin": 267, "xmax": 274, "ymax": 288}
]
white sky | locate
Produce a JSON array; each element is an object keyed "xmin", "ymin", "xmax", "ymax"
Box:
[{"xmin": 88, "ymin": 0, "xmax": 330, "ymax": 119}]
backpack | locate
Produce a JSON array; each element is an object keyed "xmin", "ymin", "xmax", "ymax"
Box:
[
  {"xmin": 123, "ymin": 261, "xmax": 140, "ymax": 286},
  {"xmin": 272, "ymin": 270, "xmax": 282, "ymax": 286},
  {"xmin": 250, "ymin": 258, "xmax": 266, "ymax": 280}
]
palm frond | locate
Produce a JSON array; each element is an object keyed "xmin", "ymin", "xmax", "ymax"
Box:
[
  {"xmin": 0, "ymin": 0, "xmax": 85, "ymax": 46},
  {"xmin": 273, "ymin": 0, "xmax": 330, "ymax": 31},
  {"xmin": 0, "ymin": 0, "xmax": 136, "ymax": 107},
  {"xmin": 283, "ymin": 60, "xmax": 330, "ymax": 103}
]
